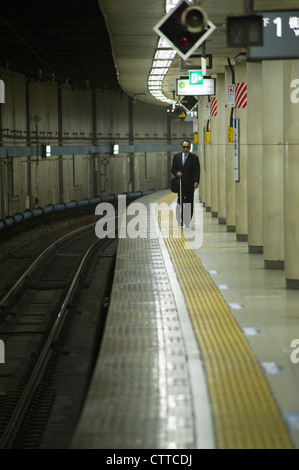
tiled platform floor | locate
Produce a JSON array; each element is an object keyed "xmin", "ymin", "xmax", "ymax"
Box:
[
  {"xmin": 72, "ymin": 190, "xmax": 299, "ymax": 449},
  {"xmin": 194, "ymin": 198, "xmax": 299, "ymax": 448},
  {"xmin": 71, "ymin": 191, "xmax": 213, "ymax": 449}
]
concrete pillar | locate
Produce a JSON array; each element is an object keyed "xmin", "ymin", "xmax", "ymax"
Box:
[
  {"xmin": 203, "ymin": 96, "xmax": 211, "ymax": 211},
  {"xmin": 204, "ymin": 141, "xmax": 211, "ymax": 211},
  {"xmin": 262, "ymin": 61, "xmax": 284, "ymax": 269},
  {"xmin": 225, "ymin": 66, "xmax": 235, "ymax": 232},
  {"xmin": 247, "ymin": 62, "xmax": 263, "ymax": 253},
  {"xmin": 216, "ymin": 73, "xmax": 226, "ymax": 224},
  {"xmin": 283, "ymin": 59, "xmax": 299, "ymax": 288},
  {"xmin": 235, "ymin": 60, "xmax": 248, "ymax": 241}
]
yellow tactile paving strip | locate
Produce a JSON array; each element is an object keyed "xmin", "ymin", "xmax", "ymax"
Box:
[{"xmin": 157, "ymin": 193, "xmax": 293, "ymax": 449}]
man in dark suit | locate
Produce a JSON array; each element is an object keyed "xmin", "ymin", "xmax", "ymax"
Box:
[{"xmin": 171, "ymin": 139, "xmax": 200, "ymax": 227}]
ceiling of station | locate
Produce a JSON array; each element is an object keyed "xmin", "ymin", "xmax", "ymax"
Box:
[
  {"xmin": 0, "ymin": 0, "xmax": 299, "ymax": 104},
  {"xmin": 99, "ymin": 0, "xmax": 299, "ymax": 105}
]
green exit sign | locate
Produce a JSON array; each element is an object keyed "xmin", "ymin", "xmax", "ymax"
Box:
[{"xmin": 189, "ymin": 70, "xmax": 203, "ymax": 85}]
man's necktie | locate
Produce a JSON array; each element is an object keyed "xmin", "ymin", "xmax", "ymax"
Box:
[{"xmin": 182, "ymin": 154, "xmax": 187, "ymax": 166}]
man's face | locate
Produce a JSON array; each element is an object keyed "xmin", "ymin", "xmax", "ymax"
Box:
[{"xmin": 182, "ymin": 142, "xmax": 191, "ymax": 154}]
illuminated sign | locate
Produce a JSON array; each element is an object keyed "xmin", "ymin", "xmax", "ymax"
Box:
[
  {"xmin": 177, "ymin": 78, "xmax": 215, "ymax": 96},
  {"xmin": 189, "ymin": 70, "xmax": 203, "ymax": 85},
  {"xmin": 248, "ymin": 10, "xmax": 299, "ymax": 60},
  {"xmin": 41, "ymin": 144, "xmax": 51, "ymax": 158}
]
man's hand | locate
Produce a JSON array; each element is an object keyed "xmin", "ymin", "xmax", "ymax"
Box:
[{"xmin": 177, "ymin": 172, "xmax": 183, "ymax": 177}]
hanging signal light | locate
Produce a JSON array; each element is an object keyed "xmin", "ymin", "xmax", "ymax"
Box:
[
  {"xmin": 181, "ymin": 5, "xmax": 208, "ymax": 33},
  {"xmin": 153, "ymin": 0, "xmax": 216, "ymax": 60}
]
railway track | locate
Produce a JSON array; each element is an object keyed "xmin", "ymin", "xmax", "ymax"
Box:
[{"xmin": 0, "ymin": 223, "xmax": 118, "ymax": 448}]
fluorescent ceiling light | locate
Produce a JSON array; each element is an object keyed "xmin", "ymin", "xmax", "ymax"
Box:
[
  {"xmin": 155, "ymin": 49, "xmax": 176, "ymax": 59},
  {"xmin": 148, "ymin": 74, "xmax": 165, "ymax": 81},
  {"xmin": 151, "ymin": 68, "xmax": 169, "ymax": 75},
  {"xmin": 153, "ymin": 60, "xmax": 172, "ymax": 68},
  {"xmin": 166, "ymin": 0, "xmax": 191, "ymax": 13},
  {"xmin": 148, "ymin": 0, "xmax": 185, "ymax": 104}
]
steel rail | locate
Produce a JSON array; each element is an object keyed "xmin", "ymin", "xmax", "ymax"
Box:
[
  {"xmin": 0, "ymin": 223, "xmax": 95, "ymax": 310},
  {"xmin": 0, "ymin": 237, "xmax": 100, "ymax": 448}
]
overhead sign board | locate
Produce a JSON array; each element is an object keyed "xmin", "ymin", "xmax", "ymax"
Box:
[
  {"xmin": 227, "ymin": 15, "xmax": 263, "ymax": 47},
  {"xmin": 248, "ymin": 10, "xmax": 299, "ymax": 60},
  {"xmin": 177, "ymin": 78, "xmax": 215, "ymax": 96}
]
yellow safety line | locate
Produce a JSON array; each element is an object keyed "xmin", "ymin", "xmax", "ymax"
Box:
[
  {"xmin": 199, "ymin": 245, "xmax": 248, "ymax": 249},
  {"xmin": 156, "ymin": 194, "xmax": 293, "ymax": 449}
]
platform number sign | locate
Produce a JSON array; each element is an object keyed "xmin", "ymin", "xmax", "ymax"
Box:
[{"xmin": 249, "ymin": 10, "xmax": 299, "ymax": 60}]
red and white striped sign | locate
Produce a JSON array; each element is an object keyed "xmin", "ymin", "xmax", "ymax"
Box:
[
  {"xmin": 235, "ymin": 82, "xmax": 247, "ymax": 109},
  {"xmin": 210, "ymin": 97, "xmax": 217, "ymax": 116}
]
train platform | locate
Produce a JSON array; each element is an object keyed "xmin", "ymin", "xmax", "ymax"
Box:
[{"xmin": 71, "ymin": 190, "xmax": 299, "ymax": 450}]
